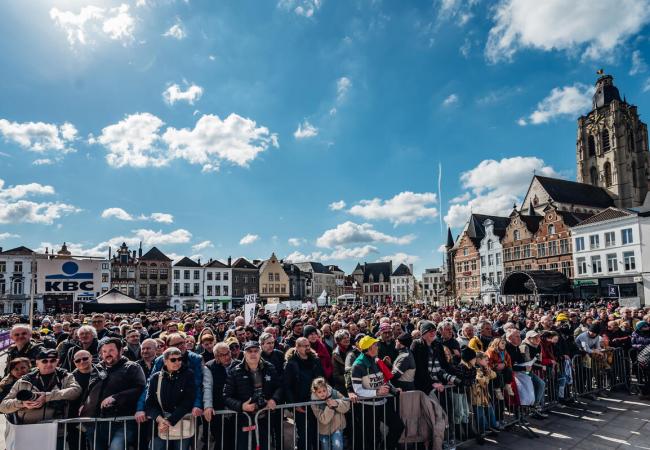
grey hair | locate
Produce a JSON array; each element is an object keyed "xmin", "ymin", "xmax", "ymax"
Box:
[
  {"xmin": 258, "ymin": 332, "xmax": 274, "ymax": 344},
  {"xmin": 334, "ymin": 329, "xmax": 350, "ymax": 343},
  {"xmin": 437, "ymin": 321, "xmax": 453, "ymax": 332},
  {"xmin": 78, "ymin": 325, "xmax": 98, "ymax": 338},
  {"xmin": 11, "ymin": 324, "xmax": 31, "ymax": 335},
  {"xmin": 163, "ymin": 347, "xmax": 182, "ymax": 359}
]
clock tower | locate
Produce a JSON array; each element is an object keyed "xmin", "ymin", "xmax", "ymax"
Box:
[{"xmin": 576, "ymin": 74, "xmax": 650, "ymax": 208}]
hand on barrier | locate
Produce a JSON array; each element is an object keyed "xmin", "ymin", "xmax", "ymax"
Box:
[
  {"xmin": 242, "ymin": 398, "xmax": 257, "ymax": 413},
  {"xmin": 432, "ymin": 383, "xmax": 445, "ymax": 393},
  {"xmin": 377, "ymin": 385, "xmax": 390, "ymax": 396},
  {"xmin": 192, "ymin": 407, "xmax": 203, "ymax": 417},
  {"xmin": 100, "ymin": 396, "xmax": 115, "ymax": 409},
  {"xmin": 266, "ymin": 399, "xmax": 276, "ymax": 410},
  {"xmin": 134, "ymin": 411, "xmax": 148, "ymax": 424},
  {"xmin": 204, "ymin": 407, "xmax": 214, "ymax": 422},
  {"xmin": 348, "ymin": 392, "xmax": 359, "ymax": 403},
  {"xmin": 156, "ymin": 416, "xmax": 171, "ymax": 434}
]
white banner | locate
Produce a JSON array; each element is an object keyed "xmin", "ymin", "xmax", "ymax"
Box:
[
  {"xmin": 244, "ymin": 294, "xmax": 257, "ymax": 326},
  {"xmin": 6, "ymin": 422, "xmax": 58, "ymax": 450},
  {"xmin": 37, "ymin": 259, "xmax": 101, "ymax": 295}
]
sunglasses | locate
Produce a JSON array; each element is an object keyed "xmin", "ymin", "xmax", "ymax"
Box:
[
  {"xmin": 168, "ymin": 357, "xmax": 182, "ymax": 363},
  {"xmin": 74, "ymin": 357, "xmax": 90, "ymax": 364},
  {"xmin": 39, "ymin": 358, "xmax": 57, "ymax": 364}
]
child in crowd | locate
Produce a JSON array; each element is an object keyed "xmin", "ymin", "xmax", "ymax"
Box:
[
  {"xmin": 471, "ymin": 352, "xmax": 501, "ymax": 437},
  {"xmin": 310, "ymin": 377, "xmax": 350, "ymax": 450},
  {"xmin": 486, "ymin": 337, "xmax": 515, "ymax": 400}
]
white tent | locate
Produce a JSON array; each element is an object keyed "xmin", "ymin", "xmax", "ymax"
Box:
[{"xmin": 317, "ymin": 290, "xmax": 328, "ymax": 306}]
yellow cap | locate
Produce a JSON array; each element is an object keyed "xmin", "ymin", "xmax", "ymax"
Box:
[
  {"xmin": 358, "ymin": 336, "xmax": 379, "ymax": 351},
  {"xmin": 555, "ymin": 313, "xmax": 569, "ymax": 322}
]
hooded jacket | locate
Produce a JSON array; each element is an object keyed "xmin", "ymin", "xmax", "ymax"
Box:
[
  {"xmin": 284, "ymin": 348, "xmax": 324, "ymax": 404},
  {"xmin": 310, "ymin": 386, "xmax": 350, "ymax": 435}
]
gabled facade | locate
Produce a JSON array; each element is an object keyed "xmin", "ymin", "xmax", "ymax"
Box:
[
  {"xmin": 203, "ymin": 258, "xmax": 232, "ymax": 311},
  {"xmin": 327, "ymin": 265, "xmax": 346, "ymax": 299},
  {"xmin": 137, "ymin": 246, "xmax": 172, "ymax": 310},
  {"xmin": 231, "ymin": 257, "xmax": 259, "ymax": 307},
  {"xmin": 353, "ymin": 261, "xmax": 392, "ymax": 303},
  {"xmin": 0, "ymin": 246, "xmax": 39, "ymax": 314},
  {"xmin": 294, "ymin": 262, "xmax": 335, "ymax": 301},
  {"xmin": 258, "ymin": 253, "xmax": 289, "ymax": 303},
  {"xmin": 171, "ymin": 257, "xmax": 203, "ymax": 312},
  {"xmin": 390, "ymin": 263, "xmax": 416, "ymax": 303},
  {"xmin": 478, "ymin": 219, "xmax": 506, "ymax": 305},
  {"xmin": 110, "ymin": 242, "xmax": 137, "ymax": 298},
  {"xmin": 502, "ymin": 207, "xmax": 541, "ymax": 274}
]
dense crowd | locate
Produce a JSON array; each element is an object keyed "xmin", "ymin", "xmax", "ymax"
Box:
[{"xmin": 0, "ymin": 300, "xmax": 649, "ymax": 450}]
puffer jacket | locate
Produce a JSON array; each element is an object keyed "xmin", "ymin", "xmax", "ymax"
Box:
[
  {"xmin": 0, "ymin": 368, "xmax": 81, "ymax": 424},
  {"xmin": 310, "ymin": 386, "xmax": 350, "ymax": 435},
  {"xmin": 145, "ymin": 366, "xmax": 195, "ymax": 426},
  {"xmin": 223, "ymin": 359, "xmax": 282, "ymax": 412},
  {"xmin": 4, "ymin": 341, "xmax": 43, "ymax": 376},
  {"xmin": 284, "ymin": 348, "xmax": 324, "ymax": 404},
  {"xmin": 470, "ymin": 366, "xmax": 496, "ymax": 406}
]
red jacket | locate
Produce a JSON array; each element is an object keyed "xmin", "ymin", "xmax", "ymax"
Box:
[
  {"xmin": 540, "ymin": 339, "xmax": 556, "ymax": 367},
  {"xmin": 312, "ymin": 340, "xmax": 334, "ymax": 380}
]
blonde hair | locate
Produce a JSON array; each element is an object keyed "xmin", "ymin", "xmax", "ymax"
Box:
[{"xmin": 311, "ymin": 377, "xmax": 329, "ymax": 393}]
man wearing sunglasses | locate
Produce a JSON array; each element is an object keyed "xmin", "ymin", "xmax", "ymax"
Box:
[
  {"xmin": 0, "ymin": 348, "xmax": 81, "ymax": 425},
  {"xmin": 5, "ymin": 324, "xmax": 43, "ymax": 376}
]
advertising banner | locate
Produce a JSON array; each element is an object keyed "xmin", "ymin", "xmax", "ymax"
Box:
[{"xmin": 37, "ymin": 259, "xmax": 101, "ymax": 296}]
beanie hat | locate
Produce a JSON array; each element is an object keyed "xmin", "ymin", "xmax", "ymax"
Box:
[
  {"xmin": 397, "ymin": 332, "xmax": 412, "ymax": 348},
  {"xmin": 420, "ymin": 321, "xmax": 435, "ymax": 335},
  {"xmin": 636, "ymin": 320, "xmax": 649, "ymax": 332},
  {"xmin": 589, "ymin": 323, "xmax": 601, "ymax": 334},
  {"xmin": 303, "ymin": 325, "xmax": 318, "ymax": 338},
  {"xmin": 461, "ymin": 347, "xmax": 477, "ymax": 363}
]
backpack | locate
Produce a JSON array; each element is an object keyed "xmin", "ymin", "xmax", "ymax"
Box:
[{"xmin": 638, "ymin": 344, "xmax": 650, "ymax": 368}]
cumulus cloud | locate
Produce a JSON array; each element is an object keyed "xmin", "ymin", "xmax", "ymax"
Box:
[
  {"xmin": 132, "ymin": 228, "xmax": 191, "ymax": 246},
  {"xmin": 442, "ymin": 94, "xmax": 459, "ymax": 107},
  {"xmin": 239, "ymin": 234, "xmax": 259, "ymax": 245},
  {"xmin": 192, "ymin": 240, "xmax": 213, "ymax": 252},
  {"xmin": 50, "ymin": 3, "xmax": 135, "ymax": 47},
  {"xmin": 0, "ymin": 178, "xmax": 80, "ymax": 225},
  {"xmin": 518, "ymin": 83, "xmax": 593, "ymax": 125},
  {"xmin": 630, "ymin": 50, "xmax": 648, "ymax": 75},
  {"xmin": 32, "ymin": 159, "xmax": 55, "ymax": 166},
  {"xmin": 348, "ymin": 192, "xmax": 438, "ymax": 225},
  {"xmin": 101, "ymin": 207, "xmax": 174, "ymax": 223},
  {"xmin": 278, "ymin": 0, "xmax": 322, "ymax": 18},
  {"xmin": 0, "ymin": 119, "xmax": 77, "ymax": 154},
  {"xmin": 285, "ymin": 245, "xmax": 378, "ymax": 263},
  {"xmin": 485, "ymin": 0, "xmax": 650, "ymax": 63},
  {"xmin": 0, "ymin": 232, "xmax": 20, "ymax": 241},
  {"xmin": 316, "ymin": 221, "xmax": 415, "ymax": 248},
  {"xmin": 377, "ymin": 252, "xmax": 419, "ymax": 265},
  {"xmin": 293, "ymin": 121, "xmax": 318, "ymax": 139},
  {"xmin": 163, "ymin": 83, "xmax": 203, "ymax": 105},
  {"xmin": 163, "ymin": 22, "xmax": 186, "ymax": 40},
  {"xmin": 329, "ymin": 200, "xmax": 346, "ymax": 211},
  {"xmin": 288, "ymin": 238, "xmax": 305, "ymax": 247},
  {"xmin": 93, "ymin": 112, "xmax": 278, "ymax": 172},
  {"xmin": 444, "ymin": 156, "xmax": 558, "ymax": 227}
]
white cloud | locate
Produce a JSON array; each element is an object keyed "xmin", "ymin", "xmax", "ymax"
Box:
[
  {"xmin": 288, "ymin": 238, "xmax": 305, "ymax": 247},
  {"xmin": 485, "ymin": 0, "xmax": 650, "ymax": 63},
  {"xmin": 449, "ymin": 192, "xmax": 470, "ymax": 203},
  {"xmin": 0, "ymin": 232, "xmax": 20, "ymax": 241},
  {"xmin": 316, "ymin": 221, "xmax": 415, "ymax": 248},
  {"xmin": 192, "ymin": 240, "xmax": 213, "ymax": 252},
  {"xmin": 0, "ymin": 180, "xmax": 55, "ymax": 200},
  {"xmin": 240, "ymin": 234, "xmax": 259, "ymax": 245},
  {"xmin": 285, "ymin": 245, "xmax": 378, "ymax": 262},
  {"xmin": 50, "ymin": 3, "xmax": 135, "ymax": 47},
  {"xmin": 32, "ymin": 158, "xmax": 54, "ymax": 166},
  {"xmin": 293, "ymin": 120, "xmax": 318, "ymax": 139},
  {"xmin": 520, "ymin": 83, "xmax": 593, "ymax": 125},
  {"xmin": 444, "ymin": 156, "xmax": 558, "ymax": 227},
  {"xmin": 517, "ymin": 118, "xmax": 528, "ymax": 126},
  {"xmin": 0, "ymin": 179, "xmax": 77, "ymax": 225},
  {"xmin": 437, "ymin": 244, "xmax": 447, "ymax": 253},
  {"xmin": 132, "ymin": 228, "xmax": 191, "ymax": 246},
  {"xmin": 278, "ymin": 0, "xmax": 322, "ymax": 18},
  {"xmin": 329, "ymin": 200, "xmax": 346, "ymax": 211},
  {"xmin": 644, "ymin": 78, "xmax": 650, "ymax": 92},
  {"xmin": 348, "ymin": 192, "xmax": 438, "ymax": 225},
  {"xmin": 442, "ymin": 94, "xmax": 459, "ymax": 107},
  {"xmin": 630, "ymin": 50, "xmax": 648, "ymax": 75},
  {"xmin": 163, "ymin": 22, "xmax": 186, "ymax": 40},
  {"xmin": 0, "ymin": 119, "xmax": 77, "ymax": 154},
  {"xmin": 377, "ymin": 252, "xmax": 419, "ymax": 264},
  {"xmin": 93, "ymin": 112, "xmax": 168, "ymax": 168},
  {"xmin": 101, "ymin": 207, "xmax": 174, "ymax": 223},
  {"xmin": 337, "ymin": 77, "xmax": 351, "ymax": 102},
  {"xmin": 163, "ymin": 83, "xmax": 203, "ymax": 105}
]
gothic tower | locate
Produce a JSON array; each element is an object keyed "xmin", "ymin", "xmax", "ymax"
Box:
[{"xmin": 576, "ymin": 74, "xmax": 650, "ymax": 208}]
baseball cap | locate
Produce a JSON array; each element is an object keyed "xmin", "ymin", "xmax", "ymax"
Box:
[
  {"xmin": 243, "ymin": 341, "xmax": 260, "ymax": 351},
  {"xmin": 358, "ymin": 336, "xmax": 379, "ymax": 351}
]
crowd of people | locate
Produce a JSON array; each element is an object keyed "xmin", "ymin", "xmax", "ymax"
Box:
[{"xmin": 0, "ymin": 300, "xmax": 648, "ymax": 450}]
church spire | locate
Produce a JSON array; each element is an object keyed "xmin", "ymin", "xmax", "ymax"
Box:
[{"xmin": 446, "ymin": 226, "xmax": 454, "ymax": 248}]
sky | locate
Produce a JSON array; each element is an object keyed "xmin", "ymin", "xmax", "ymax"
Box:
[{"xmin": 2, "ymin": 0, "xmax": 650, "ymax": 276}]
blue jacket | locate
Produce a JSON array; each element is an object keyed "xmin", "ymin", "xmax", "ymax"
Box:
[{"xmin": 137, "ymin": 350, "xmax": 203, "ymax": 411}]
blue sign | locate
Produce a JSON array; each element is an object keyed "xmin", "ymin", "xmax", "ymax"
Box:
[{"xmin": 43, "ymin": 261, "xmax": 95, "ymax": 293}]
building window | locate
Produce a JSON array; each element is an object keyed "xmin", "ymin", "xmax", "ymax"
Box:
[
  {"xmin": 140, "ymin": 268, "xmax": 148, "ymax": 279},
  {"xmin": 560, "ymin": 239, "xmax": 570, "ymax": 254},
  {"xmin": 471, "ymin": 260, "xmax": 477, "ymax": 271},
  {"xmin": 174, "ymin": 283, "xmax": 180, "ymax": 295},
  {"xmin": 224, "ymin": 272, "xmax": 229, "ymax": 281},
  {"xmin": 480, "ymin": 256, "xmax": 485, "ymax": 267},
  {"xmin": 590, "ymin": 167, "xmax": 598, "ymax": 185},
  {"xmin": 577, "ymin": 258, "xmax": 587, "ymax": 275},
  {"xmin": 588, "ymin": 135, "xmax": 596, "ymax": 156},
  {"xmin": 207, "ymin": 272, "xmax": 212, "ymax": 280},
  {"xmin": 548, "ymin": 241, "xmax": 558, "ymax": 256},
  {"xmin": 602, "ymin": 129, "xmax": 611, "ymax": 152},
  {"xmin": 549, "ymin": 263, "xmax": 558, "ymax": 271},
  {"xmin": 523, "ymin": 244, "xmax": 531, "ymax": 258},
  {"xmin": 561, "ymin": 261, "xmax": 572, "ymax": 278},
  {"xmin": 224, "ymin": 286, "xmax": 229, "ymax": 295},
  {"xmin": 149, "ymin": 284, "xmax": 157, "ymax": 296},
  {"xmin": 12, "ymin": 280, "xmax": 23, "ymax": 295},
  {"xmin": 14, "ymin": 262, "xmax": 22, "ymax": 273},
  {"xmin": 463, "ymin": 248, "xmax": 468, "ymax": 256},
  {"xmin": 206, "ymin": 285, "xmax": 212, "ymax": 296},
  {"xmin": 149, "ymin": 268, "xmax": 158, "ymax": 279},
  {"xmin": 604, "ymin": 231, "xmax": 616, "ymax": 247},
  {"xmin": 591, "ymin": 256, "xmax": 602, "ymax": 274},
  {"xmin": 604, "ymin": 162, "xmax": 612, "ymax": 187},
  {"xmin": 193, "ymin": 283, "xmax": 200, "ymax": 294},
  {"xmin": 160, "ymin": 268, "xmax": 168, "ymax": 280},
  {"xmin": 268, "ymin": 273, "xmax": 273, "ymax": 282},
  {"xmin": 589, "ymin": 235, "xmax": 600, "ymax": 250},
  {"xmin": 0, "ymin": 261, "xmax": 5, "ymax": 272},
  {"xmin": 575, "ymin": 237, "xmax": 585, "ymax": 252},
  {"xmin": 504, "ymin": 248, "xmax": 511, "ymax": 261},
  {"xmin": 488, "ymin": 255, "xmax": 494, "ymax": 266},
  {"xmin": 537, "ymin": 243, "xmax": 546, "ymax": 257},
  {"xmin": 0, "ymin": 280, "xmax": 5, "ymax": 294},
  {"xmin": 622, "ymin": 228, "xmax": 633, "ymax": 244},
  {"xmin": 174, "ymin": 269, "xmax": 180, "ymax": 279},
  {"xmin": 183, "ymin": 283, "xmax": 190, "ymax": 294},
  {"xmin": 215, "ymin": 272, "xmax": 221, "ymax": 281},
  {"xmin": 495, "ymin": 253, "xmax": 501, "ymax": 265},
  {"xmin": 194, "ymin": 270, "xmax": 200, "ymax": 280},
  {"xmin": 607, "ymin": 254, "xmax": 618, "ymax": 272},
  {"xmin": 513, "ymin": 247, "xmax": 521, "ymax": 259},
  {"xmin": 160, "ymin": 285, "xmax": 168, "ymax": 296},
  {"xmin": 548, "ymin": 224, "xmax": 555, "ymax": 234},
  {"xmin": 183, "ymin": 270, "xmax": 190, "ymax": 280},
  {"xmin": 274, "ymin": 273, "xmax": 280, "ymax": 282},
  {"xmin": 487, "ymin": 241, "xmax": 493, "ymax": 250},
  {"xmin": 102, "ymin": 273, "xmax": 108, "ymax": 283},
  {"xmin": 623, "ymin": 252, "xmax": 636, "ymax": 271},
  {"xmin": 513, "ymin": 230, "xmax": 520, "ymax": 241},
  {"xmin": 215, "ymin": 285, "xmax": 221, "ymax": 296}
]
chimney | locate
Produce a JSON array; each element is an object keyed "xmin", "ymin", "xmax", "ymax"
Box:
[
  {"xmin": 133, "ymin": 250, "xmax": 137, "ymax": 259},
  {"xmin": 108, "ymin": 247, "xmax": 112, "ymax": 259},
  {"xmin": 197, "ymin": 258, "xmax": 201, "ymax": 265},
  {"xmin": 228, "ymin": 256, "xmax": 232, "ymax": 267},
  {"xmin": 409, "ymin": 264, "xmax": 414, "ymax": 275},
  {"xmin": 138, "ymin": 241, "xmax": 142, "ymax": 258}
]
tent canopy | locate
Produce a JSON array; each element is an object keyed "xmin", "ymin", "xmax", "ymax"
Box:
[
  {"xmin": 500, "ymin": 270, "xmax": 572, "ymax": 296},
  {"xmin": 81, "ymin": 288, "xmax": 146, "ymax": 313}
]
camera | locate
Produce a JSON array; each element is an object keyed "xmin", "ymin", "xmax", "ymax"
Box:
[
  {"xmin": 16, "ymin": 390, "xmax": 40, "ymax": 402},
  {"xmin": 251, "ymin": 387, "xmax": 267, "ymax": 410}
]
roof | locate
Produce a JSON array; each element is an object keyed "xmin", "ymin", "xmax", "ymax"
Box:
[
  {"xmin": 446, "ymin": 227, "xmax": 454, "ymax": 248},
  {"xmin": 96, "ymin": 288, "xmax": 144, "ymax": 304},
  {"xmin": 556, "ymin": 210, "xmax": 594, "ymax": 227},
  {"xmin": 204, "ymin": 259, "xmax": 228, "ymax": 268},
  {"xmin": 392, "ymin": 263, "xmax": 412, "ymax": 277},
  {"xmin": 592, "ymin": 75, "xmax": 621, "ymax": 109},
  {"xmin": 231, "ymin": 257, "xmax": 257, "ymax": 270},
  {"xmin": 298, "ymin": 262, "xmax": 332, "ymax": 274},
  {"xmin": 361, "ymin": 261, "xmax": 392, "ymax": 283},
  {"xmin": 174, "ymin": 257, "xmax": 200, "ymax": 267},
  {"xmin": 0, "ymin": 246, "xmax": 34, "ymax": 256},
  {"xmin": 467, "ymin": 214, "xmax": 509, "ymax": 246},
  {"xmin": 327, "ymin": 265, "xmax": 344, "ymax": 273},
  {"xmin": 352, "ymin": 263, "xmax": 363, "ymax": 273},
  {"xmin": 533, "ymin": 176, "xmax": 614, "ymax": 209},
  {"xmin": 139, "ymin": 247, "xmax": 172, "ymax": 261},
  {"xmin": 519, "ymin": 213, "xmax": 543, "ymax": 233},
  {"xmin": 574, "ymin": 207, "xmax": 635, "ymax": 227}
]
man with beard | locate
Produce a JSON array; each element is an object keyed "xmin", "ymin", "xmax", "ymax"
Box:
[{"xmin": 283, "ymin": 318, "xmax": 304, "ymax": 349}]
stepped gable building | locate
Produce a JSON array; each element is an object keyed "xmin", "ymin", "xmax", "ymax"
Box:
[
  {"xmin": 521, "ymin": 175, "xmax": 614, "ymax": 216},
  {"xmin": 110, "ymin": 242, "xmax": 137, "ymax": 298},
  {"xmin": 451, "ymin": 214, "xmax": 508, "ymax": 303},
  {"xmin": 577, "ymin": 74, "xmax": 650, "ymax": 208},
  {"xmin": 136, "ymin": 246, "xmax": 172, "ymax": 310},
  {"xmin": 502, "ymin": 204, "xmax": 543, "ymax": 274}
]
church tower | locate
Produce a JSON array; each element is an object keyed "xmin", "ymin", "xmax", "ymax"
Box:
[{"xmin": 576, "ymin": 74, "xmax": 650, "ymax": 208}]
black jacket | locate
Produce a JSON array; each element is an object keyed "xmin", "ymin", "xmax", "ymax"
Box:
[
  {"xmin": 205, "ymin": 359, "xmax": 229, "ymax": 410},
  {"xmin": 5, "ymin": 341, "xmax": 42, "ymax": 376},
  {"xmin": 283, "ymin": 352, "xmax": 323, "ymax": 404},
  {"xmin": 81, "ymin": 356, "xmax": 146, "ymax": 417},
  {"xmin": 262, "ymin": 349, "xmax": 286, "ymax": 378},
  {"xmin": 506, "ymin": 342, "xmax": 527, "ymax": 372},
  {"xmin": 145, "ymin": 366, "xmax": 195, "ymax": 426},
  {"xmin": 411, "ymin": 339, "xmax": 457, "ymax": 394},
  {"xmin": 223, "ymin": 359, "xmax": 282, "ymax": 412},
  {"xmin": 63, "ymin": 339, "xmax": 100, "ymax": 372}
]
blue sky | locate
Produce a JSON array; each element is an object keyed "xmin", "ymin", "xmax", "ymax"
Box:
[{"xmin": 1, "ymin": 0, "xmax": 650, "ymax": 275}]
